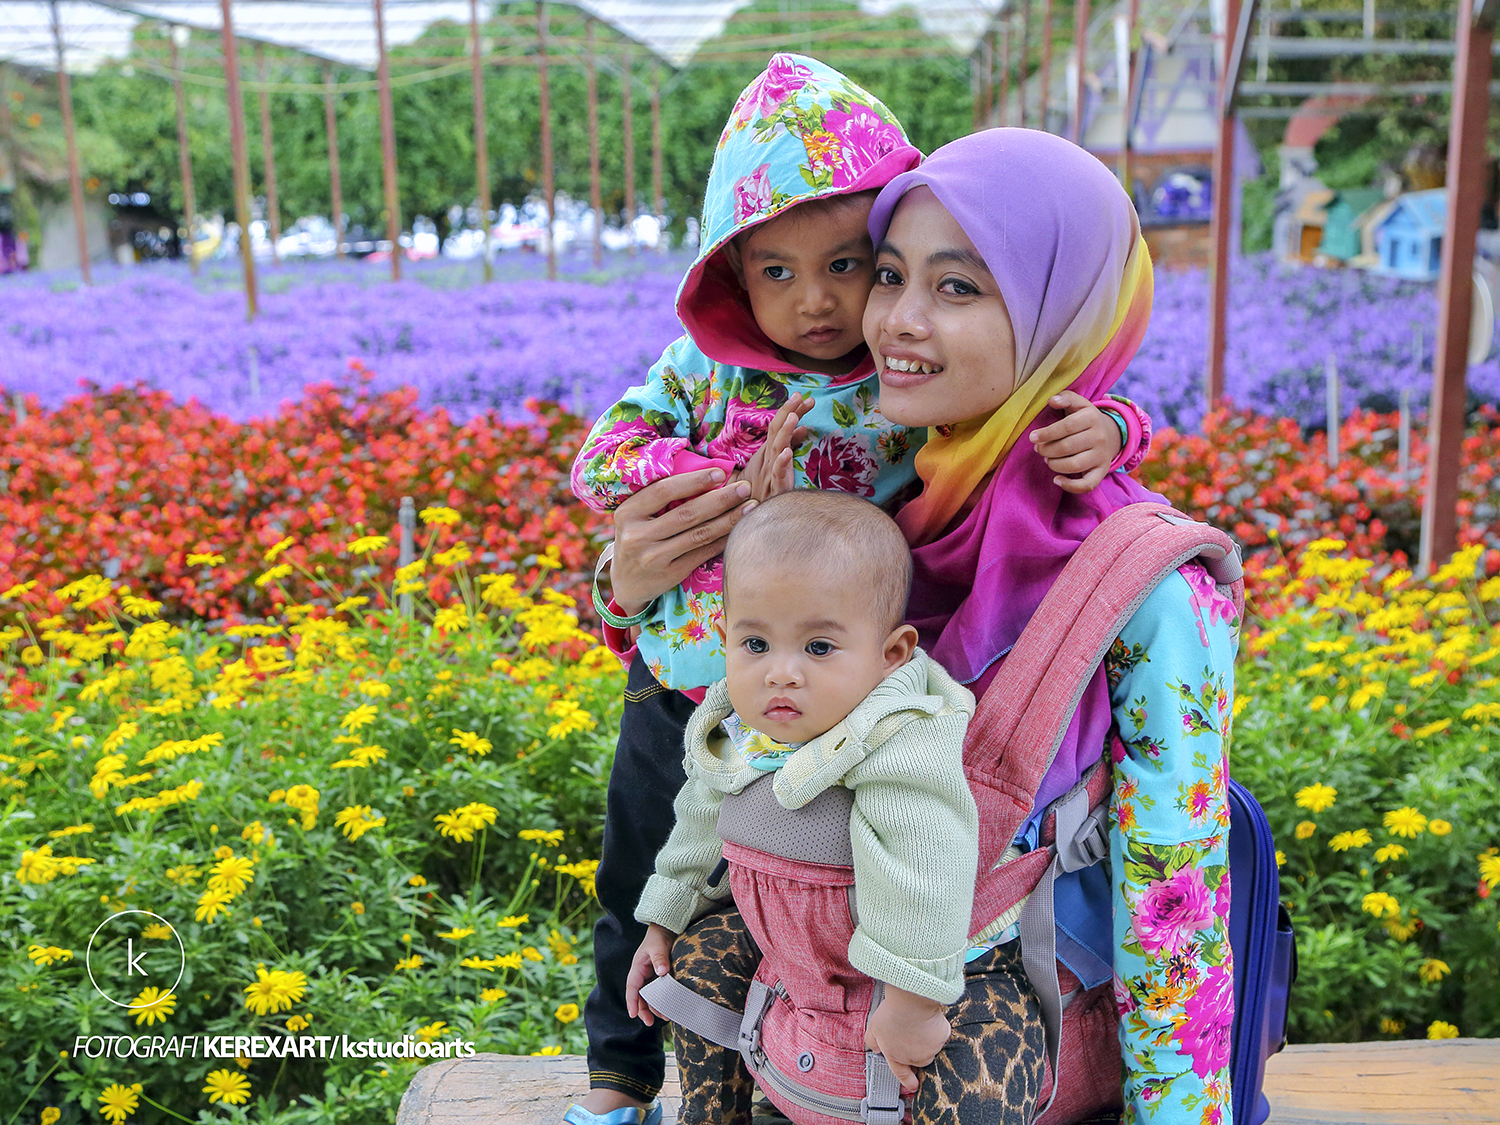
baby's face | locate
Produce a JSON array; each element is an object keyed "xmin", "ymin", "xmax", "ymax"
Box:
[
  {"xmin": 735, "ymin": 198, "xmax": 876, "ymax": 376},
  {"xmin": 721, "ymin": 563, "xmax": 903, "ymax": 745}
]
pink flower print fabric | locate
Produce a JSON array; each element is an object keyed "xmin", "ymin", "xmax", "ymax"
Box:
[
  {"xmin": 821, "ymin": 103, "xmax": 908, "ymax": 187},
  {"xmin": 733, "ymin": 164, "xmax": 775, "ymax": 225},
  {"xmin": 1103, "ymin": 567, "xmax": 1239, "ymax": 1124},
  {"xmin": 731, "ymin": 53, "xmax": 814, "ymax": 130}
]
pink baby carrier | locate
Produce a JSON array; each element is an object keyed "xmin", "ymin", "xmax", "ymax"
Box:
[{"xmin": 642, "ymin": 503, "xmax": 1245, "ymax": 1125}]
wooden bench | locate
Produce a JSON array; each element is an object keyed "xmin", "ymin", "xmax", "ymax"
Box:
[{"xmin": 397, "ymin": 1040, "xmax": 1500, "ymax": 1125}]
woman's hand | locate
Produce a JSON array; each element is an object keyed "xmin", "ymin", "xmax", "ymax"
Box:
[
  {"xmin": 1029, "ymin": 390, "xmax": 1123, "ymax": 494},
  {"xmin": 864, "ymin": 986, "xmax": 951, "ymax": 1093},
  {"xmin": 625, "ymin": 923, "xmax": 677, "ymax": 1026},
  {"xmin": 608, "ymin": 470, "xmax": 756, "ymax": 616}
]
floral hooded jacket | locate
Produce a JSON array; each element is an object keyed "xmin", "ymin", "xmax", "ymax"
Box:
[{"xmin": 569, "ymin": 54, "xmax": 924, "ymax": 693}]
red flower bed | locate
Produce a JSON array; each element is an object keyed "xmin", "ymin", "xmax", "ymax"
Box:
[
  {"xmin": 0, "ymin": 373, "xmax": 605, "ymax": 620},
  {"xmin": 1, "ymin": 382, "xmax": 1494, "ymax": 623}
]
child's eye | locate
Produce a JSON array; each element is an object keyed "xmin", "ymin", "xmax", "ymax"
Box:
[
  {"xmin": 743, "ymin": 637, "xmax": 769, "ymax": 654},
  {"xmin": 763, "ymin": 265, "xmax": 791, "ymax": 281},
  {"xmin": 829, "ymin": 257, "xmax": 861, "ymax": 275},
  {"xmin": 874, "ymin": 265, "xmax": 903, "ymax": 287},
  {"xmin": 806, "ymin": 640, "xmax": 834, "ymax": 657}
]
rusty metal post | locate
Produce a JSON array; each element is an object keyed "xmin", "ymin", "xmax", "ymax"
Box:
[
  {"xmin": 622, "ymin": 44, "xmax": 636, "ymax": 254},
  {"xmin": 470, "ymin": 0, "xmax": 493, "ymax": 281},
  {"xmin": 1071, "ymin": 0, "xmax": 1090, "ymax": 143},
  {"xmin": 1206, "ymin": 0, "xmax": 1242, "ymax": 409},
  {"xmin": 1119, "ymin": 0, "xmax": 1139, "ymax": 188},
  {"xmin": 982, "ymin": 35, "xmax": 993, "ymax": 125},
  {"xmin": 169, "ymin": 27, "xmax": 199, "ymax": 276},
  {"xmin": 1040, "ymin": 0, "xmax": 1053, "ymax": 129},
  {"xmin": 537, "ymin": 2, "xmax": 556, "ymax": 280},
  {"xmin": 586, "ymin": 17, "xmax": 603, "ymax": 268},
  {"xmin": 219, "ymin": 0, "xmax": 257, "ymax": 318},
  {"xmin": 254, "ymin": 43, "xmax": 281, "ymax": 264},
  {"xmin": 651, "ymin": 63, "xmax": 664, "ymax": 250},
  {"xmin": 1000, "ymin": 20, "xmax": 1011, "ymax": 125},
  {"xmin": 1018, "ymin": 0, "xmax": 1031, "ymax": 128},
  {"xmin": 50, "ymin": 1, "xmax": 91, "ymax": 284},
  {"xmin": 1421, "ymin": 0, "xmax": 1493, "ymax": 571},
  {"xmin": 374, "ymin": 0, "xmax": 402, "ymax": 281},
  {"xmin": 323, "ymin": 62, "xmax": 345, "ymax": 259}
]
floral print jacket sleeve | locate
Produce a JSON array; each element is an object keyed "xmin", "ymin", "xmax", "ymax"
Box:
[{"xmin": 1107, "ymin": 563, "xmax": 1240, "ymax": 1125}]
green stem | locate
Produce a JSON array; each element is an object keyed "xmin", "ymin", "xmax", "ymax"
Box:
[
  {"xmin": 2, "ymin": 1056, "xmax": 62, "ymax": 1125},
  {"xmin": 137, "ymin": 1092, "xmax": 198, "ymax": 1123}
]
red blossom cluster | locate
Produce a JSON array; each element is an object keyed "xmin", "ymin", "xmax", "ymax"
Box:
[
  {"xmin": 0, "ymin": 374, "xmax": 604, "ymax": 619},
  {"xmin": 1138, "ymin": 406, "xmax": 1500, "ymax": 582},
  {"xmin": 2, "ymin": 384, "xmax": 1495, "ymax": 625}
]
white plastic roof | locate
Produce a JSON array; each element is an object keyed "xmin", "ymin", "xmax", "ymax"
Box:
[{"xmin": 0, "ymin": 0, "xmax": 1009, "ymax": 73}]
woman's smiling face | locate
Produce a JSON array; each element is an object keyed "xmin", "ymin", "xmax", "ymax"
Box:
[{"xmin": 862, "ymin": 186, "xmax": 1018, "ymax": 428}]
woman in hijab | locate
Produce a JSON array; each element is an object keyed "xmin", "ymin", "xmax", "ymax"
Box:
[{"xmin": 860, "ymin": 127, "xmax": 1238, "ymax": 1125}]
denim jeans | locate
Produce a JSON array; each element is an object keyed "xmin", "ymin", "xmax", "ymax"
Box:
[{"xmin": 584, "ymin": 656, "xmax": 697, "ymax": 1101}]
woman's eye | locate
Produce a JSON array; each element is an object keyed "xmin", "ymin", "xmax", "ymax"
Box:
[
  {"xmin": 874, "ymin": 265, "xmax": 903, "ymax": 287},
  {"xmin": 806, "ymin": 640, "xmax": 834, "ymax": 657},
  {"xmin": 829, "ymin": 257, "xmax": 859, "ymax": 275},
  {"xmin": 764, "ymin": 265, "xmax": 790, "ymax": 281},
  {"xmin": 939, "ymin": 277, "xmax": 978, "ymax": 296},
  {"xmin": 744, "ymin": 637, "xmax": 769, "ymax": 654}
]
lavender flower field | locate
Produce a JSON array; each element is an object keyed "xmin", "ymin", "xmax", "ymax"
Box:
[{"xmin": 4, "ymin": 251, "xmax": 1497, "ymax": 429}]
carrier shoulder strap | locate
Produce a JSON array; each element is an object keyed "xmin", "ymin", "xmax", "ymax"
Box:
[{"xmin": 967, "ymin": 502, "xmax": 1244, "ymax": 931}]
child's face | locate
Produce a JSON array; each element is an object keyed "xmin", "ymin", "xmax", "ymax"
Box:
[
  {"xmin": 721, "ymin": 563, "xmax": 913, "ymax": 745},
  {"xmin": 733, "ymin": 199, "xmax": 877, "ymax": 376}
]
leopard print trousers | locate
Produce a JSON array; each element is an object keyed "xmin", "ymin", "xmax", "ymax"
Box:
[{"xmin": 667, "ymin": 906, "xmax": 1048, "ymax": 1125}]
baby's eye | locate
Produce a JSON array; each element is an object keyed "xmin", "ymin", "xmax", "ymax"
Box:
[
  {"xmin": 829, "ymin": 257, "xmax": 861, "ymax": 275},
  {"xmin": 806, "ymin": 640, "xmax": 834, "ymax": 657},
  {"xmin": 874, "ymin": 265, "xmax": 903, "ymax": 287},
  {"xmin": 763, "ymin": 265, "xmax": 791, "ymax": 281},
  {"xmin": 743, "ymin": 637, "xmax": 769, "ymax": 654}
]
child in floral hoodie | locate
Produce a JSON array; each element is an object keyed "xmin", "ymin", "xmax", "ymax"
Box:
[{"xmin": 565, "ymin": 54, "xmax": 1151, "ymax": 1125}]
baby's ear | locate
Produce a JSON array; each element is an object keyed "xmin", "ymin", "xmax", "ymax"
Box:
[{"xmin": 883, "ymin": 624, "xmax": 919, "ymax": 672}]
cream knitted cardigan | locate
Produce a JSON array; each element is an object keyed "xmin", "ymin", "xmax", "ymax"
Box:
[{"xmin": 634, "ymin": 649, "xmax": 979, "ymax": 1003}]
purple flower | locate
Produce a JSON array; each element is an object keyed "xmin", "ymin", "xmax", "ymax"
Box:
[
  {"xmin": 1176, "ymin": 962, "xmax": 1235, "ymax": 1078},
  {"xmin": 733, "ymin": 165, "xmax": 775, "ymax": 226},
  {"xmin": 822, "ymin": 104, "xmax": 906, "ymax": 187},
  {"xmin": 1132, "ymin": 865, "xmax": 1215, "ymax": 957}
]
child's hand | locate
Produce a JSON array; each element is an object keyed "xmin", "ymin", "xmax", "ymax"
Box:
[
  {"xmin": 737, "ymin": 393, "xmax": 814, "ymax": 502},
  {"xmin": 863, "ymin": 986, "xmax": 951, "ymax": 1093},
  {"xmin": 1030, "ymin": 390, "xmax": 1123, "ymax": 495},
  {"xmin": 625, "ymin": 923, "xmax": 676, "ymax": 1027}
]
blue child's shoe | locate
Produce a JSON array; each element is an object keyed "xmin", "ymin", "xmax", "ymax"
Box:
[{"xmin": 561, "ymin": 1100, "xmax": 663, "ymax": 1125}]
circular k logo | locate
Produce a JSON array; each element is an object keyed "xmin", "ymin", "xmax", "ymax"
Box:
[{"xmin": 85, "ymin": 911, "xmax": 186, "ymax": 1009}]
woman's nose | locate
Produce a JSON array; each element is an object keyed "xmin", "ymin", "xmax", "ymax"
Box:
[{"xmin": 882, "ymin": 288, "xmax": 930, "ymax": 338}]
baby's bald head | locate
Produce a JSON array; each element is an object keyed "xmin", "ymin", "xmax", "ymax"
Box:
[{"xmin": 721, "ymin": 490, "xmax": 911, "ymax": 635}]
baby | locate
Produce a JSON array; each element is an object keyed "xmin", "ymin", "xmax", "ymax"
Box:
[{"xmin": 627, "ymin": 490, "xmax": 978, "ymax": 1116}]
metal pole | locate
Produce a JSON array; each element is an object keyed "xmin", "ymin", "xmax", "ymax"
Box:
[
  {"xmin": 622, "ymin": 43, "xmax": 636, "ymax": 254},
  {"xmin": 219, "ymin": 0, "xmax": 257, "ymax": 318},
  {"xmin": 971, "ymin": 51, "xmax": 983, "ymax": 132},
  {"xmin": 469, "ymin": 0, "xmax": 493, "ymax": 281},
  {"xmin": 1120, "ymin": 0, "xmax": 1139, "ymax": 188},
  {"xmin": 398, "ymin": 496, "xmax": 415, "ymax": 618},
  {"xmin": 169, "ymin": 28, "xmax": 199, "ymax": 277},
  {"xmin": 1206, "ymin": 0, "xmax": 1242, "ymax": 409},
  {"xmin": 374, "ymin": 0, "xmax": 402, "ymax": 282},
  {"xmin": 537, "ymin": 2, "xmax": 556, "ymax": 280},
  {"xmin": 1040, "ymin": 0, "xmax": 1054, "ymax": 129},
  {"xmin": 323, "ymin": 61, "xmax": 345, "ymax": 259},
  {"xmin": 651, "ymin": 63, "xmax": 664, "ymax": 250},
  {"xmin": 255, "ymin": 43, "xmax": 281, "ymax": 265},
  {"xmin": 1325, "ymin": 354, "xmax": 1340, "ymax": 469},
  {"xmin": 1421, "ymin": 0, "xmax": 1492, "ymax": 571},
  {"xmin": 980, "ymin": 37, "xmax": 993, "ymax": 127},
  {"xmin": 1000, "ymin": 19, "xmax": 1011, "ymax": 125},
  {"xmin": 1071, "ymin": 0, "xmax": 1090, "ymax": 143},
  {"xmin": 1018, "ymin": 0, "xmax": 1031, "ymax": 127},
  {"xmin": 586, "ymin": 17, "xmax": 603, "ymax": 268},
  {"xmin": 1398, "ymin": 387, "xmax": 1412, "ymax": 482},
  {"xmin": 50, "ymin": 1, "xmax": 91, "ymax": 285}
]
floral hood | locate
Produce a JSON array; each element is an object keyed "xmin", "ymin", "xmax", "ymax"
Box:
[{"xmin": 675, "ymin": 53, "xmax": 921, "ymax": 376}]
